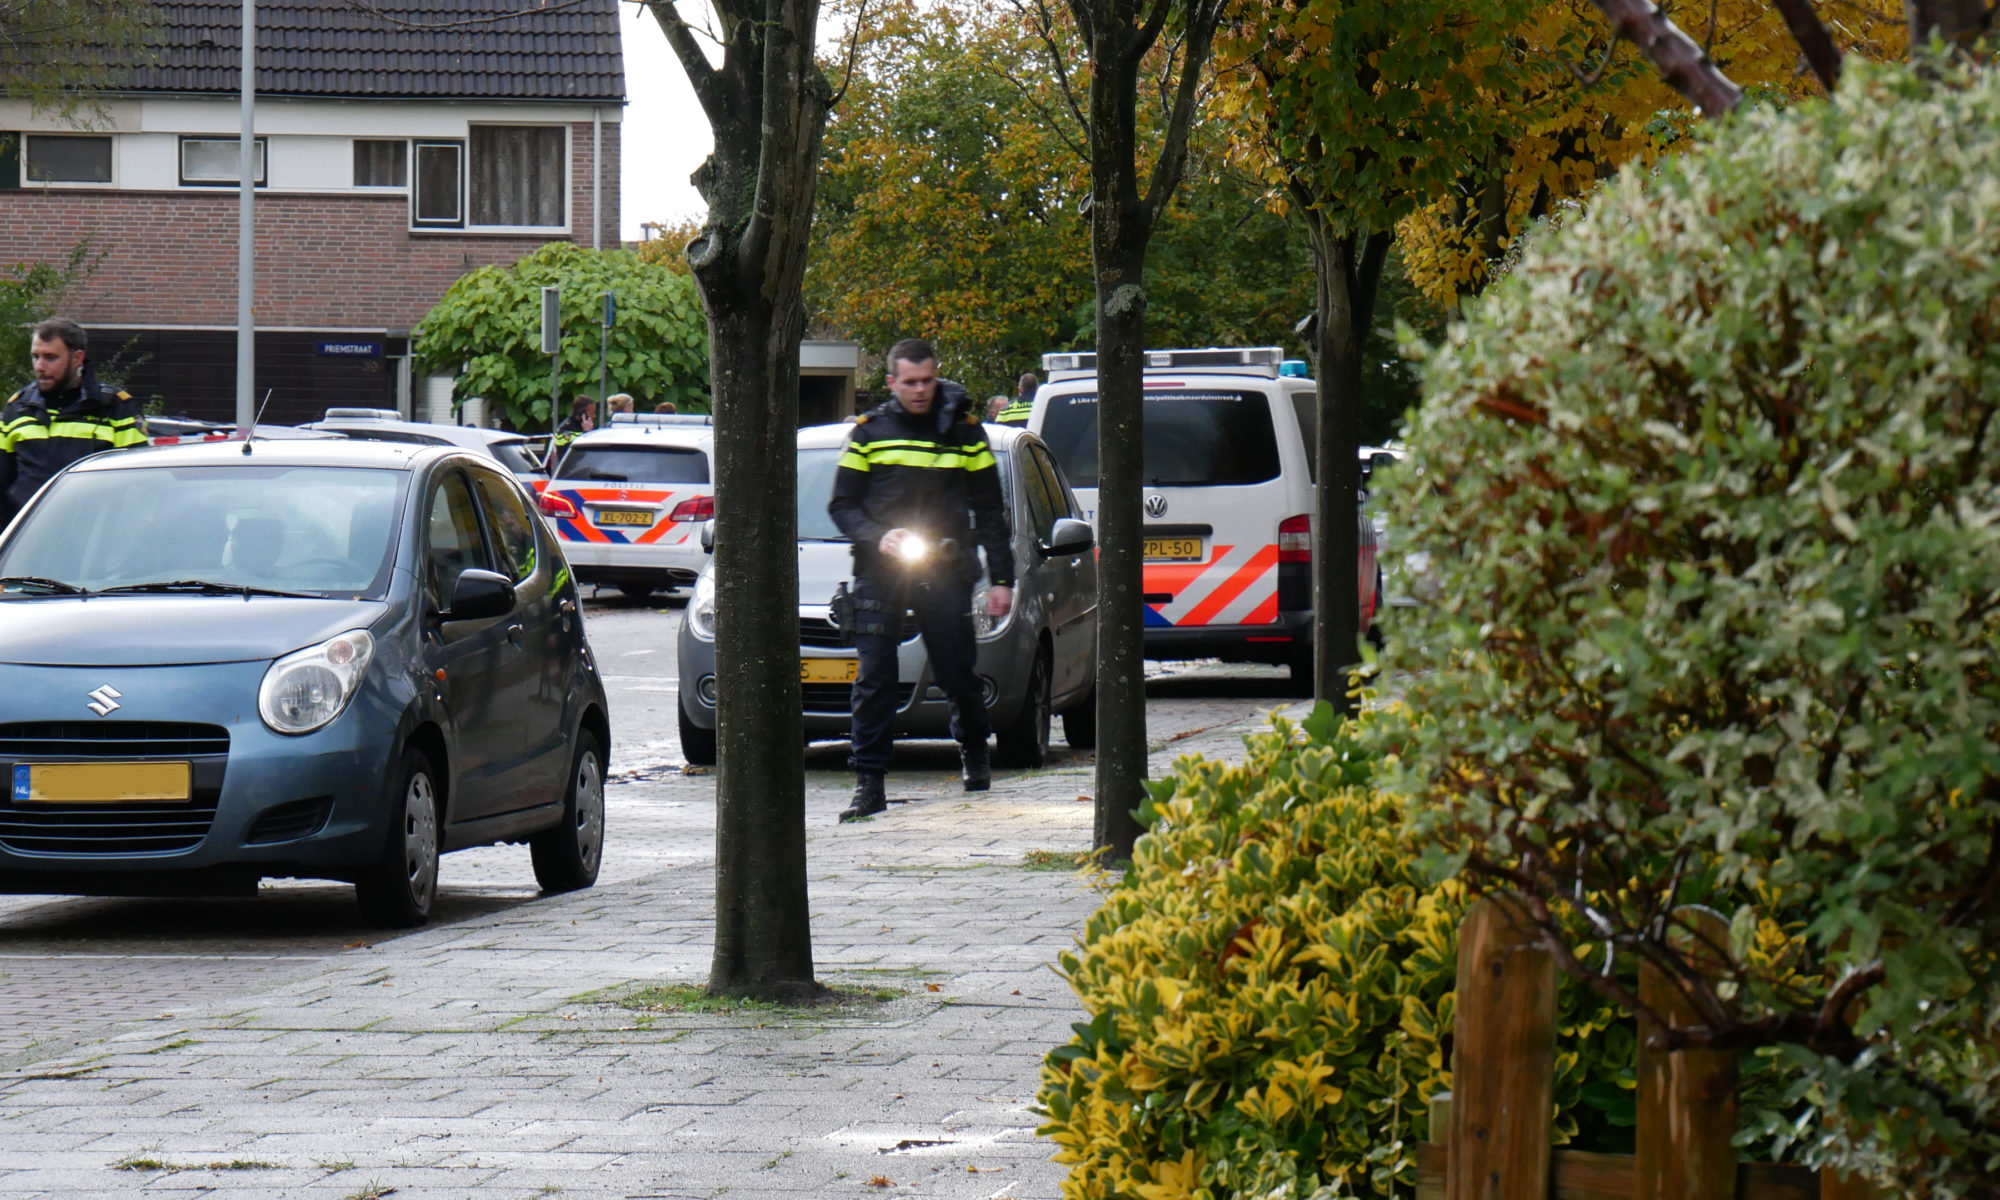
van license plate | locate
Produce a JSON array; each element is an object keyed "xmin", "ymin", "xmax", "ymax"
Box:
[
  {"xmin": 801, "ymin": 657, "xmax": 859, "ymax": 684},
  {"xmin": 595, "ymin": 509, "xmax": 655, "ymax": 527},
  {"xmin": 1143, "ymin": 537, "xmax": 1203, "ymax": 561},
  {"xmin": 13, "ymin": 762, "xmax": 192, "ymax": 804}
]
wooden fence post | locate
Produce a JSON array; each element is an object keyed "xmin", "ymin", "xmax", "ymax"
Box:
[
  {"xmin": 1638, "ymin": 906, "xmax": 1739, "ymax": 1200},
  {"xmin": 1448, "ymin": 893, "xmax": 1557, "ymax": 1200}
]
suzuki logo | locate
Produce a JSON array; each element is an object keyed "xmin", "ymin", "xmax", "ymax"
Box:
[
  {"xmin": 1144, "ymin": 494, "xmax": 1168, "ymax": 518},
  {"xmin": 85, "ymin": 685, "xmax": 122, "ymax": 717}
]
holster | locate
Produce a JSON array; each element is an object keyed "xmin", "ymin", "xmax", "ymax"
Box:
[{"xmin": 829, "ymin": 580, "xmax": 904, "ymax": 643}]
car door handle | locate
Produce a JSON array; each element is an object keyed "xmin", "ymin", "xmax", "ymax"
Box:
[
  {"xmin": 506, "ymin": 623, "xmax": 525, "ymax": 648},
  {"xmin": 559, "ymin": 598, "xmax": 578, "ymax": 616}
]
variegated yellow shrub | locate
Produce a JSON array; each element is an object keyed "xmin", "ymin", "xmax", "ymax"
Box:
[{"xmin": 1037, "ymin": 708, "xmax": 1639, "ymax": 1199}]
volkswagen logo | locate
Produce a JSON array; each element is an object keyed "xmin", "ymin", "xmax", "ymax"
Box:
[
  {"xmin": 85, "ymin": 685, "xmax": 123, "ymax": 717},
  {"xmin": 1144, "ymin": 494, "xmax": 1168, "ymax": 519}
]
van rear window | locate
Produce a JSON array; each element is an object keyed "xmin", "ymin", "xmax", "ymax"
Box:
[
  {"xmin": 555, "ymin": 445, "xmax": 710, "ymax": 484},
  {"xmin": 1040, "ymin": 392, "xmax": 1280, "ymax": 488}
]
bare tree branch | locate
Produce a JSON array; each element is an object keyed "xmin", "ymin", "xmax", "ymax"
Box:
[
  {"xmin": 1583, "ymin": 0, "xmax": 1744, "ymax": 118},
  {"xmin": 826, "ymin": 0, "xmax": 873, "ymax": 109},
  {"xmin": 1127, "ymin": 0, "xmax": 1170, "ymax": 66},
  {"xmin": 645, "ymin": 0, "xmax": 726, "ymax": 124},
  {"xmin": 338, "ymin": 0, "xmax": 599, "ymax": 30},
  {"xmin": 1772, "ymin": 0, "xmax": 1844, "ymax": 92},
  {"xmin": 1015, "ymin": 0, "xmax": 1091, "ymax": 141}
]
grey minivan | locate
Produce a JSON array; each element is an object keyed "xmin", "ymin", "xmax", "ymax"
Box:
[
  {"xmin": 0, "ymin": 439, "xmax": 610, "ymax": 927},
  {"xmin": 677, "ymin": 423, "xmax": 1098, "ymax": 767}
]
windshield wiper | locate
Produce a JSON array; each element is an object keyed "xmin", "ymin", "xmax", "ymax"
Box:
[
  {"xmin": 97, "ymin": 579, "xmax": 327, "ymax": 600},
  {"xmin": 0, "ymin": 575, "xmax": 90, "ymax": 595},
  {"xmin": 584, "ymin": 471, "xmax": 629, "ymax": 482}
]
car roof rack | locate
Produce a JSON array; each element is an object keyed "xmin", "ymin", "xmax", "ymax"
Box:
[
  {"xmin": 1042, "ymin": 346, "xmax": 1286, "ymax": 381},
  {"xmin": 323, "ymin": 407, "xmax": 403, "ymax": 421},
  {"xmin": 608, "ymin": 412, "xmax": 713, "ymax": 426}
]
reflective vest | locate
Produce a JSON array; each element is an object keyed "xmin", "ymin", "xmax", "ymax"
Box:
[{"xmin": 0, "ymin": 375, "xmax": 147, "ymax": 522}]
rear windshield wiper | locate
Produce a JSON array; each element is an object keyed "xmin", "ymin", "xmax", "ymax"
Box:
[
  {"xmin": 0, "ymin": 575, "xmax": 91, "ymax": 595},
  {"xmin": 584, "ymin": 471, "xmax": 629, "ymax": 482},
  {"xmin": 97, "ymin": 579, "xmax": 328, "ymax": 600}
]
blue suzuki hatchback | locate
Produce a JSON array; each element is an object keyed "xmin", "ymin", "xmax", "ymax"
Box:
[{"xmin": 0, "ymin": 439, "xmax": 610, "ymax": 926}]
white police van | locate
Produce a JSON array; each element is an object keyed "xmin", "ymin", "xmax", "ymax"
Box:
[{"xmin": 1026, "ymin": 346, "xmax": 1375, "ymax": 681}]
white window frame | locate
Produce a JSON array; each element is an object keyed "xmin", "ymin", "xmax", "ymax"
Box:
[
  {"xmin": 410, "ymin": 140, "xmax": 465, "ymax": 229},
  {"xmin": 409, "ymin": 124, "xmax": 571, "ymax": 235},
  {"xmin": 22, "ymin": 133, "xmax": 115, "ymax": 188},
  {"xmin": 352, "ymin": 138, "xmax": 409, "ymax": 191},
  {"xmin": 178, "ymin": 136, "xmax": 268, "ymax": 188}
]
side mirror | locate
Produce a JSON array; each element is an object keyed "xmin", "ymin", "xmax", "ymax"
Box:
[
  {"xmin": 441, "ymin": 569, "xmax": 516, "ymax": 622},
  {"xmin": 1043, "ymin": 517, "xmax": 1094, "ymax": 556},
  {"xmin": 699, "ymin": 519, "xmax": 715, "ymax": 554}
]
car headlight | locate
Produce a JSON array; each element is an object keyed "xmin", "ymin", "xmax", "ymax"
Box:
[
  {"xmin": 688, "ymin": 572, "xmax": 717, "ymax": 640},
  {"xmin": 971, "ymin": 582, "xmax": 1014, "ymax": 640},
  {"xmin": 258, "ymin": 630, "xmax": 375, "ymax": 735}
]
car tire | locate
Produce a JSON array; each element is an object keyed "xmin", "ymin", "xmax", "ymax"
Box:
[
  {"xmin": 995, "ymin": 653, "xmax": 1051, "ymax": 769},
  {"xmin": 356, "ymin": 746, "xmax": 442, "ymax": 929},
  {"xmin": 530, "ymin": 727, "xmax": 605, "ymax": 894},
  {"xmin": 618, "ymin": 583, "xmax": 657, "ymax": 601},
  {"xmin": 679, "ymin": 696, "xmax": 717, "ymax": 766},
  {"xmin": 1059, "ymin": 685, "xmax": 1096, "ymax": 750}
]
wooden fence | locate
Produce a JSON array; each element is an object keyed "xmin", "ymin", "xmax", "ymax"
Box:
[{"xmin": 1413, "ymin": 895, "xmax": 1881, "ymax": 1200}]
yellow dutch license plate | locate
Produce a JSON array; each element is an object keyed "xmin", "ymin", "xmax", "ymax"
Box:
[
  {"xmin": 595, "ymin": 509, "xmax": 655, "ymax": 527},
  {"xmin": 1143, "ymin": 537, "xmax": 1203, "ymax": 562},
  {"xmin": 800, "ymin": 657, "xmax": 859, "ymax": 684},
  {"xmin": 12, "ymin": 761, "xmax": 192, "ymax": 804}
]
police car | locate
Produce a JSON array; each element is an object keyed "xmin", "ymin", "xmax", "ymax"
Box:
[
  {"xmin": 1026, "ymin": 346, "xmax": 1376, "ymax": 682},
  {"xmin": 541, "ymin": 413, "xmax": 715, "ymax": 600}
]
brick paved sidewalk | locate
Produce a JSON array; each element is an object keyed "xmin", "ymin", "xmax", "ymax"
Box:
[{"xmin": 0, "ymin": 700, "xmax": 1302, "ymax": 1200}]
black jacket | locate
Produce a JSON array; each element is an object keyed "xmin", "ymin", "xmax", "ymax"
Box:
[
  {"xmin": 829, "ymin": 382, "xmax": 1014, "ymax": 588},
  {"xmin": 0, "ymin": 367, "xmax": 148, "ymax": 524}
]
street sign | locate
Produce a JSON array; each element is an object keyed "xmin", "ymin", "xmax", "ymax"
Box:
[{"xmin": 540, "ymin": 286, "xmax": 561, "ymax": 354}]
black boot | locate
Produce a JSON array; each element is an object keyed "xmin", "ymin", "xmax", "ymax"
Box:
[
  {"xmin": 840, "ymin": 772, "xmax": 888, "ymax": 822},
  {"xmin": 960, "ymin": 740, "xmax": 991, "ymax": 792}
]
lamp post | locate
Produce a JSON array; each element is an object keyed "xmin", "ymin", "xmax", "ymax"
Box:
[{"xmin": 235, "ymin": 0, "xmax": 256, "ymax": 428}]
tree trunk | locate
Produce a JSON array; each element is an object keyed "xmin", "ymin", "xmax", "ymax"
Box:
[
  {"xmin": 1906, "ymin": 0, "xmax": 1989, "ymax": 51},
  {"xmin": 1091, "ymin": 234, "xmax": 1150, "ymax": 861},
  {"xmin": 1305, "ymin": 214, "xmax": 1390, "ymax": 713},
  {"xmin": 651, "ymin": 0, "xmax": 829, "ymax": 999},
  {"xmin": 1083, "ymin": 8, "xmax": 1151, "ymax": 864}
]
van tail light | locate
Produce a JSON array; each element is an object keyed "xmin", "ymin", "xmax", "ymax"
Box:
[
  {"xmin": 669, "ymin": 495, "xmax": 715, "ymax": 523},
  {"xmin": 1278, "ymin": 514, "xmax": 1311, "ymax": 563},
  {"xmin": 538, "ymin": 492, "xmax": 581, "ymax": 519}
]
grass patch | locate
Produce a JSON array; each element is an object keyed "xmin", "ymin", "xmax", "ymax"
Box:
[
  {"xmin": 605, "ymin": 982, "xmax": 903, "ymax": 1018},
  {"xmin": 347, "ymin": 1181, "xmax": 398, "ymax": 1200},
  {"xmin": 114, "ymin": 1154, "xmax": 282, "ymax": 1173},
  {"xmin": 1022, "ymin": 849, "xmax": 1098, "ymax": 871},
  {"xmin": 145, "ymin": 1038, "xmax": 196, "ymax": 1054}
]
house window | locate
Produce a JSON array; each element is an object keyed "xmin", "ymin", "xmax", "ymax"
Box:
[
  {"xmin": 468, "ymin": 125, "xmax": 565, "ymax": 228},
  {"xmin": 24, "ymin": 134, "xmax": 113, "ymax": 184},
  {"xmin": 412, "ymin": 141, "xmax": 463, "ymax": 227},
  {"xmin": 180, "ymin": 136, "xmax": 267, "ymax": 187},
  {"xmin": 354, "ymin": 139, "xmax": 407, "ymax": 188}
]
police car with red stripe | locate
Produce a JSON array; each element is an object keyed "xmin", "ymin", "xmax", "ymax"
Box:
[
  {"xmin": 1027, "ymin": 346, "xmax": 1376, "ymax": 685},
  {"xmin": 539, "ymin": 413, "xmax": 714, "ymax": 601}
]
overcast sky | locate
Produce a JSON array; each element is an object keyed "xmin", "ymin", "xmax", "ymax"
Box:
[{"xmin": 617, "ymin": 2, "xmax": 711, "ymax": 239}]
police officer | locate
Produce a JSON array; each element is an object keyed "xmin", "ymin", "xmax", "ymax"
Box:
[
  {"xmin": 545, "ymin": 396, "xmax": 594, "ymax": 470},
  {"xmin": 993, "ymin": 371, "xmax": 1038, "ymax": 426},
  {"xmin": 0, "ymin": 318, "xmax": 146, "ymax": 527},
  {"xmin": 829, "ymin": 338, "xmax": 1014, "ymax": 822}
]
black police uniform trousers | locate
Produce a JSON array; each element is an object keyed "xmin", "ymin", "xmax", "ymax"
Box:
[{"xmin": 848, "ymin": 569, "xmax": 988, "ymax": 775}]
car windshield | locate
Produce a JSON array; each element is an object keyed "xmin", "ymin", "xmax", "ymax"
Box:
[
  {"xmin": 1041, "ymin": 391, "xmax": 1281, "ymax": 487},
  {"xmin": 799, "ymin": 448, "xmax": 845, "ymax": 539},
  {"xmin": 554, "ymin": 445, "xmax": 709, "ymax": 484},
  {"xmin": 0, "ymin": 465, "xmax": 407, "ymax": 598},
  {"xmin": 488, "ymin": 438, "xmax": 545, "ymax": 477}
]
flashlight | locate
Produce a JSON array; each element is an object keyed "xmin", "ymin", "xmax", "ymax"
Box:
[{"xmin": 896, "ymin": 535, "xmax": 930, "ymax": 563}]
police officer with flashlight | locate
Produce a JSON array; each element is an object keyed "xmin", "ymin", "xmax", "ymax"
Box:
[{"xmin": 829, "ymin": 338, "xmax": 1014, "ymax": 822}]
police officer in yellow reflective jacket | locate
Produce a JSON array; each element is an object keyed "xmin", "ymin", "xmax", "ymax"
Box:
[
  {"xmin": 829, "ymin": 338, "xmax": 1014, "ymax": 822},
  {"xmin": 0, "ymin": 318, "xmax": 147, "ymax": 527}
]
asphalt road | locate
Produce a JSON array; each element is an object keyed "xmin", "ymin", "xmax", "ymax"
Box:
[{"xmin": 0, "ymin": 588, "xmax": 1303, "ymax": 1068}]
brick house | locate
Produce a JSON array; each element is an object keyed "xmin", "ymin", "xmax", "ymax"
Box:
[{"xmin": 0, "ymin": 0, "xmax": 623, "ymax": 425}]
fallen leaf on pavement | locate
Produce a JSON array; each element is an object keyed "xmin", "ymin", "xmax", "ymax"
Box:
[
  {"xmin": 866, "ymin": 1175, "xmax": 893, "ymax": 1188},
  {"xmin": 925, "ymin": 983, "xmax": 941, "ymax": 993}
]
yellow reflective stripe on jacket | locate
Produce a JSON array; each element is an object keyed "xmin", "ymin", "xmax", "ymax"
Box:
[
  {"xmin": 47, "ymin": 419, "xmax": 135, "ymax": 444},
  {"xmin": 838, "ymin": 447, "xmax": 872, "ymax": 472},
  {"xmin": 0, "ymin": 422, "xmax": 49, "ymax": 450},
  {"xmin": 997, "ymin": 402, "xmax": 1032, "ymax": 422},
  {"xmin": 853, "ymin": 440, "xmax": 996, "ymax": 471}
]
